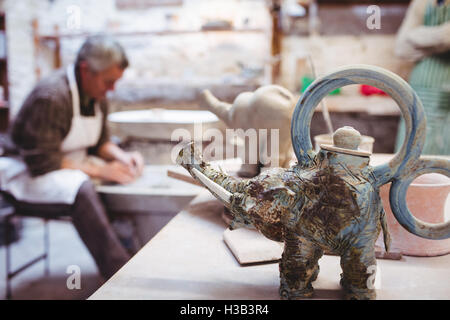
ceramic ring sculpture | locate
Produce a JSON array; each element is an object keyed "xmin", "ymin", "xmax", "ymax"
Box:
[
  {"xmin": 291, "ymin": 64, "xmax": 449, "ymax": 240},
  {"xmin": 389, "ymin": 157, "xmax": 450, "ymax": 239}
]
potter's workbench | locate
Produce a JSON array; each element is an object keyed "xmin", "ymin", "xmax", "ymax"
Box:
[{"xmin": 89, "ymin": 189, "xmax": 450, "ymax": 300}]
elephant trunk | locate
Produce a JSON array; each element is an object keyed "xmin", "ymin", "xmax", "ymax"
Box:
[{"xmin": 199, "ymin": 89, "xmax": 233, "ymax": 127}]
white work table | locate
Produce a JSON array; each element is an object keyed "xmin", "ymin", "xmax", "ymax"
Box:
[{"xmin": 89, "ymin": 190, "xmax": 450, "ymax": 300}]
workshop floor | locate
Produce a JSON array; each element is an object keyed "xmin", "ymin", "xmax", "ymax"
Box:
[{"xmin": 0, "ymin": 218, "xmax": 104, "ymax": 300}]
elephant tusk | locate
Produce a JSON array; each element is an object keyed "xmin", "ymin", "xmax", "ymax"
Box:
[{"xmin": 191, "ymin": 168, "xmax": 232, "ymax": 206}]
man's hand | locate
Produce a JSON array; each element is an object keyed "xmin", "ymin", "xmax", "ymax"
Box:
[
  {"xmin": 62, "ymin": 157, "xmax": 139, "ymax": 185},
  {"xmin": 97, "ymin": 142, "xmax": 145, "ymax": 181},
  {"xmin": 118, "ymin": 151, "xmax": 145, "ymax": 178},
  {"xmin": 97, "ymin": 160, "xmax": 137, "ymax": 185},
  {"xmin": 62, "ymin": 141, "xmax": 146, "ymax": 184}
]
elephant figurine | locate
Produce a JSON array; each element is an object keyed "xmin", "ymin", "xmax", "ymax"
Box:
[
  {"xmin": 199, "ymin": 85, "xmax": 296, "ymax": 177},
  {"xmin": 179, "ymin": 65, "xmax": 450, "ymax": 300}
]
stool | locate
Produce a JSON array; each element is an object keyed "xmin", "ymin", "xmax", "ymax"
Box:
[{"xmin": 1, "ymin": 191, "xmax": 71, "ymax": 300}]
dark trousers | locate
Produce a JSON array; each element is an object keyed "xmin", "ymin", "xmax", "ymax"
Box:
[{"xmin": 7, "ymin": 180, "xmax": 131, "ymax": 280}]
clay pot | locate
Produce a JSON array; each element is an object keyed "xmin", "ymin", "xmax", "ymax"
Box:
[{"xmin": 377, "ymin": 173, "xmax": 450, "ymax": 256}]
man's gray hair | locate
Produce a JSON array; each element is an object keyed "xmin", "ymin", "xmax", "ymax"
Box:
[{"xmin": 75, "ymin": 35, "xmax": 129, "ymax": 72}]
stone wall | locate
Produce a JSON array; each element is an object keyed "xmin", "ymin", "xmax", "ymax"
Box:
[
  {"xmin": 3, "ymin": 0, "xmax": 415, "ymax": 119},
  {"xmin": 4, "ymin": 0, "xmax": 272, "ymax": 117}
]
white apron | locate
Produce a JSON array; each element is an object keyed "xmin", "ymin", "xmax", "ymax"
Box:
[{"xmin": 0, "ymin": 64, "xmax": 103, "ymax": 204}]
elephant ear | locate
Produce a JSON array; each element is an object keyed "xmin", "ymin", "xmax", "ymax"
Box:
[{"xmin": 291, "ymin": 64, "xmax": 450, "ymax": 240}]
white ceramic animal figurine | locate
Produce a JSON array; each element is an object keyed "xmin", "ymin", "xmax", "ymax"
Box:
[{"xmin": 199, "ymin": 85, "xmax": 296, "ymax": 177}]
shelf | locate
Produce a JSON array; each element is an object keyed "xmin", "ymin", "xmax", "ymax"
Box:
[
  {"xmin": 295, "ymin": 94, "xmax": 401, "ymax": 116},
  {"xmin": 37, "ymin": 28, "xmax": 267, "ymax": 41}
]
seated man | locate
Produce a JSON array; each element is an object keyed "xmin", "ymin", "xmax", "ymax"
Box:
[{"xmin": 3, "ymin": 35, "xmax": 144, "ymax": 280}]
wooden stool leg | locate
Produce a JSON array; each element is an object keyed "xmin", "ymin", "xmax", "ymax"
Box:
[
  {"xmin": 44, "ymin": 219, "xmax": 50, "ymax": 277},
  {"xmin": 5, "ymin": 214, "xmax": 13, "ymax": 300}
]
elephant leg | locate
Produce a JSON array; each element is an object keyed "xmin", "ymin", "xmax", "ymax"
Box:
[
  {"xmin": 340, "ymin": 245, "xmax": 377, "ymax": 300},
  {"xmin": 279, "ymin": 232, "xmax": 323, "ymax": 299}
]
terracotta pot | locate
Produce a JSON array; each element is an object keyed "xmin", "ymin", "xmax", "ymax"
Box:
[{"xmin": 376, "ymin": 173, "xmax": 450, "ymax": 256}]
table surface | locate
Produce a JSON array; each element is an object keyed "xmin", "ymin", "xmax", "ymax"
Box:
[{"xmin": 89, "ymin": 188, "xmax": 450, "ymax": 300}]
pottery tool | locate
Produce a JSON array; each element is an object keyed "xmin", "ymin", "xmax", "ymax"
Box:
[{"xmin": 307, "ymin": 54, "xmax": 334, "ymax": 135}]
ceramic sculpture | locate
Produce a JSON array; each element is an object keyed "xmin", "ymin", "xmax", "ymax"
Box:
[
  {"xmin": 199, "ymin": 85, "xmax": 296, "ymax": 177},
  {"xmin": 179, "ymin": 65, "xmax": 450, "ymax": 300}
]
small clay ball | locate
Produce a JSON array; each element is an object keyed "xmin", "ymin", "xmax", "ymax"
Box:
[{"xmin": 333, "ymin": 126, "xmax": 361, "ymax": 150}]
